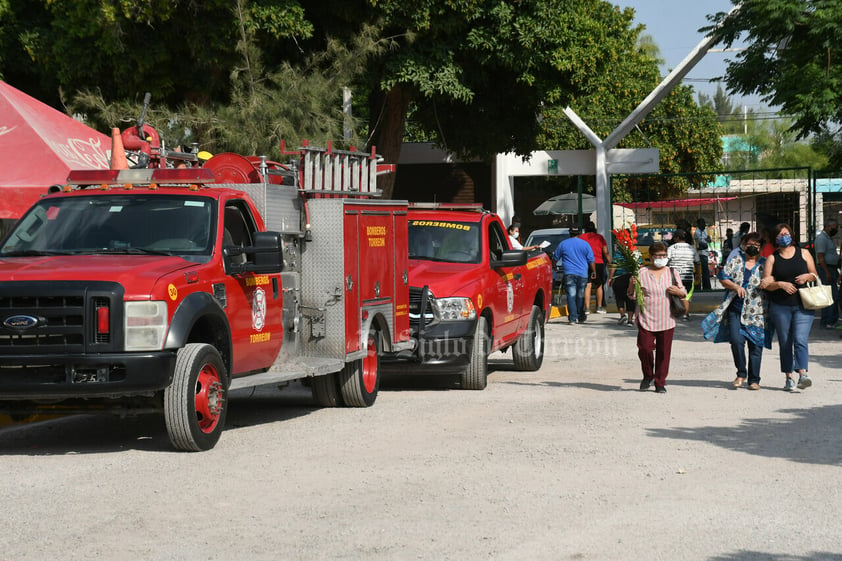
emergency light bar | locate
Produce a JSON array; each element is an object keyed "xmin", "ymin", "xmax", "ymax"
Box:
[
  {"xmin": 409, "ymin": 203, "xmax": 484, "ymax": 211},
  {"xmin": 66, "ymin": 168, "xmax": 216, "ymax": 186}
]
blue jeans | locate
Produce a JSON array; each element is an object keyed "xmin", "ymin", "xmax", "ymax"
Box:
[
  {"xmin": 728, "ymin": 308, "xmax": 763, "ymax": 384},
  {"xmin": 817, "ymin": 266, "xmax": 839, "ymax": 326},
  {"xmin": 563, "ymin": 274, "xmax": 588, "ymax": 323},
  {"xmin": 768, "ymin": 301, "xmax": 813, "ymax": 374}
]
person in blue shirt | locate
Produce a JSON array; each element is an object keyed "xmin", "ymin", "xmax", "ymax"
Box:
[{"xmin": 554, "ymin": 228, "xmax": 595, "ymax": 324}]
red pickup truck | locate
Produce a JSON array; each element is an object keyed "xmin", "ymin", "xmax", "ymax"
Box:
[{"xmin": 386, "ymin": 204, "xmax": 553, "ymax": 389}]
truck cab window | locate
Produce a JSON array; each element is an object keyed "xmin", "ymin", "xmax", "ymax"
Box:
[
  {"xmin": 488, "ymin": 222, "xmax": 508, "ymax": 261},
  {"xmin": 223, "ymin": 202, "xmax": 257, "ymax": 265}
]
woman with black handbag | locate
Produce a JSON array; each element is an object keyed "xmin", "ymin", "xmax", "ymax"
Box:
[
  {"xmin": 760, "ymin": 223, "xmax": 820, "ymax": 391},
  {"xmin": 628, "ymin": 242, "xmax": 687, "ymax": 393}
]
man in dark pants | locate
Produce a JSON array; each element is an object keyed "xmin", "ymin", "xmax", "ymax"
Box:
[
  {"xmin": 694, "ymin": 218, "xmax": 712, "ymax": 290},
  {"xmin": 554, "ymin": 228, "xmax": 595, "ymax": 325}
]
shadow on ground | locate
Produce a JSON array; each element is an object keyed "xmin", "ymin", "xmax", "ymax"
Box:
[
  {"xmin": 708, "ymin": 551, "xmax": 842, "ymax": 561},
  {"xmin": 647, "ymin": 403, "xmax": 842, "ymax": 467}
]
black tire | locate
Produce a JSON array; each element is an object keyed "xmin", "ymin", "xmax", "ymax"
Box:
[
  {"xmin": 512, "ymin": 305, "xmax": 545, "ymax": 371},
  {"xmin": 461, "ymin": 316, "xmax": 489, "ymax": 390},
  {"xmin": 311, "ymin": 372, "xmax": 341, "ymax": 407},
  {"xmin": 339, "ymin": 328, "xmax": 380, "ymax": 407},
  {"xmin": 164, "ymin": 343, "xmax": 228, "ymax": 451}
]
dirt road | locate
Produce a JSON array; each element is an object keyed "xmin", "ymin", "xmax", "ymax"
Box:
[{"xmin": 1, "ymin": 313, "xmax": 841, "ymax": 560}]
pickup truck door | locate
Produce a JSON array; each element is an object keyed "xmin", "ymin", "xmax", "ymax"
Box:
[
  {"xmin": 486, "ymin": 220, "xmax": 522, "ymax": 346},
  {"xmin": 222, "ymin": 200, "xmax": 283, "ymax": 375}
]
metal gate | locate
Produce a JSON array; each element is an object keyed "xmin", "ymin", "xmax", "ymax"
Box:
[{"xmin": 611, "ymin": 167, "xmax": 817, "ymax": 265}]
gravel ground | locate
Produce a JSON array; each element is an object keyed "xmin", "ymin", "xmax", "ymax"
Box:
[{"xmin": 1, "ymin": 311, "xmax": 841, "ymax": 561}]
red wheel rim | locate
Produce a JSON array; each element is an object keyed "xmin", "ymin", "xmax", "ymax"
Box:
[
  {"xmin": 362, "ymin": 334, "xmax": 378, "ymax": 393},
  {"xmin": 195, "ymin": 364, "xmax": 224, "ymax": 433}
]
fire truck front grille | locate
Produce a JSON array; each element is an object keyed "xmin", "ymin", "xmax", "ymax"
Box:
[
  {"xmin": 408, "ymin": 287, "xmax": 435, "ymax": 326},
  {"xmin": 0, "ymin": 282, "xmax": 124, "ymax": 354}
]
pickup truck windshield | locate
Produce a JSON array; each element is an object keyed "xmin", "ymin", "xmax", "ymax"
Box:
[
  {"xmin": 0, "ymin": 195, "xmax": 216, "ymax": 261},
  {"xmin": 409, "ymin": 220, "xmax": 481, "ymax": 264}
]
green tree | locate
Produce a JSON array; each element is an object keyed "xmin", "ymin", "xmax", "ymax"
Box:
[
  {"xmin": 2, "ymin": 0, "xmax": 722, "ymax": 200},
  {"xmin": 710, "ymin": 0, "xmax": 842, "ymax": 140},
  {"xmin": 537, "ymin": 24, "xmax": 723, "ymax": 200},
  {"xmin": 741, "ymin": 118, "xmax": 827, "ymax": 175}
]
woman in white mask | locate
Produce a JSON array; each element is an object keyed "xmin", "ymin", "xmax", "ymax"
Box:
[
  {"xmin": 628, "ymin": 242, "xmax": 687, "ymax": 393},
  {"xmin": 701, "ymin": 232, "xmax": 771, "ymax": 391}
]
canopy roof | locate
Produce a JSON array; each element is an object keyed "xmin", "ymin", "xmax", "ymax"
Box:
[
  {"xmin": 0, "ymin": 81, "xmax": 110, "ymax": 219},
  {"xmin": 616, "ymin": 197, "xmax": 737, "ymax": 209}
]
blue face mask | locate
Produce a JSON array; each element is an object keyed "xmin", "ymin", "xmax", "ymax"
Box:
[{"xmin": 777, "ymin": 234, "xmax": 792, "ymax": 247}]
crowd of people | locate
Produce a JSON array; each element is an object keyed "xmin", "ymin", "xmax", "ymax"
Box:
[{"xmin": 509, "ymin": 216, "xmax": 841, "ymax": 396}]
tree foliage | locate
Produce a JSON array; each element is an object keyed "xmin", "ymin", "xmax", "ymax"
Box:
[
  {"xmin": 710, "ymin": 0, "xmax": 842, "ymax": 140},
  {"xmin": 1, "ymin": 0, "xmax": 724, "ymax": 198},
  {"xmin": 538, "ymin": 26, "xmax": 723, "ymax": 200}
]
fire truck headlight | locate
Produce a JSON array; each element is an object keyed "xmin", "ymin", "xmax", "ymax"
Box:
[
  {"xmin": 433, "ymin": 297, "xmax": 476, "ymax": 321},
  {"xmin": 124, "ymin": 301, "xmax": 169, "ymax": 351}
]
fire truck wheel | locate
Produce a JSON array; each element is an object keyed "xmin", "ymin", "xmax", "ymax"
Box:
[
  {"xmin": 164, "ymin": 343, "xmax": 228, "ymax": 451},
  {"xmin": 512, "ymin": 305, "xmax": 545, "ymax": 371},
  {"xmin": 462, "ymin": 316, "xmax": 489, "ymax": 390},
  {"xmin": 311, "ymin": 372, "xmax": 342, "ymax": 407},
  {"xmin": 339, "ymin": 328, "xmax": 380, "ymax": 407}
]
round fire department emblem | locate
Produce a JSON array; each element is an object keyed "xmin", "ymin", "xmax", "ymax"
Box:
[
  {"xmin": 252, "ymin": 287, "xmax": 266, "ymax": 331},
  {"xmin": 506, "ymin": 281, "xmax": 514, "ymax": 313}
]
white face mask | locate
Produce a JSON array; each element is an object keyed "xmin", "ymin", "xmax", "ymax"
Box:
[{"xmin": 653, "ymin": 257, "xmax": 669, "ymax": 268}]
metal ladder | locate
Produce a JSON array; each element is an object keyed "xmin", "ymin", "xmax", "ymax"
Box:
[{"xmin": 280, "ymin": 140, "xmax": 395, "ymax": 196}]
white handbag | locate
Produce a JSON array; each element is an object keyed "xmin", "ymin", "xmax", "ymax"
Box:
[{"xmin": 799, "ymin": 277, "xmax": 834, "ymax": 310}]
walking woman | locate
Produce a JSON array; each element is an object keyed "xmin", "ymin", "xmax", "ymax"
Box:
[
  {"xmin": 701, "ymin": 233, "xmax": 770, "ymax": 390},
  {"xmin": 760, "ymin": 223, "xmax": 820, "ymax": 391},
  {"xmin": 628, "ymin": 242, "xmax": 687, "ymax": 393}
]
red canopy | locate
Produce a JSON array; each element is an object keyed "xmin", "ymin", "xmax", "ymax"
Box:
[
  {"xmin": 616, "ymin": 197, "xmax": 737, "ymax": 209},
  {"xmin": 0, "ymin": 81, "xmax": 111, "ymax": 219}
]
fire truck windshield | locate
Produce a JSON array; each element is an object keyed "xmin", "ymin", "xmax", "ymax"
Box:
[
  {"xmin": 408, "ymin": 220, "xmax": 481, "ymax": 264},
  {"xmin": 0, "ymin": 195, "xmax": 216, "ymax": 262}
]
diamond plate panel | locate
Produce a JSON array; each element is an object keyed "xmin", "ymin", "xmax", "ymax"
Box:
[{"xmin": 299, "ymin": 199, "xmax": 347, "ymax": 358}]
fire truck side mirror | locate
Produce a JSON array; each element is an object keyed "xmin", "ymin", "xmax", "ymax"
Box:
[
  {"xmin": 225, "ymin": 231, "xmax": 284, "ymax": 275},
  {"xmin": 491, "ymin": 249, "xmax": 527, "ymax": 269}
]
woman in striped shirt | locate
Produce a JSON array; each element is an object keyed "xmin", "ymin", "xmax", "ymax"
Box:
[{"xmin": 628, "ymin": 242, "xmax": 687, "ymax": 393}]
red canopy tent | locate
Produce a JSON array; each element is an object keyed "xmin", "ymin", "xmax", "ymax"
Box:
[
  {"xmin": 615, "ymin": 197, "xmax": 737, "ymax": 209},
  {"xmin": 0, "ymin": 81, "xmax": 111, "ymax": 219}
]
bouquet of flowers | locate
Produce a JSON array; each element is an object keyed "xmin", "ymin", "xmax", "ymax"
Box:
[{"xmin": 612, "ymin": 224, "xmax": 645, "ymax": 311}]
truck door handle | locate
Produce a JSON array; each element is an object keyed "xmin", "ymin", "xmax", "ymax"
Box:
[{"xmin": 513, "ymin": 273, "xmax": 522, "ymax": 280}]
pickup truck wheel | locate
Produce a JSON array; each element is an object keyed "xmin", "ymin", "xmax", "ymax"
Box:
[
  {"xmin": 164, "ymin": 343, "xmax": 228, "ymax": 451},
  {"xmin": 461, "ymin": 316, "xmax": 489, "ymax": 390},
  {"xmin": 512, "ymin": 305, "xmax": 545, "ymax": 371},
  {"xmin": 311, "ymin": 372, "xmax": 341, "ymax": 407},
  {"xmin": 339, "ymin": 328, "xmax": 380, "ymax": 407}
]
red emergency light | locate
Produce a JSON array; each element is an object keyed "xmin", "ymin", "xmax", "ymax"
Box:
[{"xmin": 66, "ymin": 168, "xmax": 216, "ymax": 186}]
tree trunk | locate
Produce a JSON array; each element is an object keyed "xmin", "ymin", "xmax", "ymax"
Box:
[{"xmin": 368, "ymin": 85, "xmax": 410, "ymax": 200}]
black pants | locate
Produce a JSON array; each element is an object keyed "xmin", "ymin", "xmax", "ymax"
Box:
[{"xmin": 612, "ymin": 273, "xmax": 636, "ymax": 313}]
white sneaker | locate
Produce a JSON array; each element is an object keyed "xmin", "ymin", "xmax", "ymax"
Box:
[{"xmin": 596, "ymin": 307, "xmax": 607, "ymax": 314}]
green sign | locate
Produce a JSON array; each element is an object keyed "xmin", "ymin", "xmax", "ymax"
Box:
[{"xmin": 547, "ymin": 159, "xmax": 558, "ymax": 174}]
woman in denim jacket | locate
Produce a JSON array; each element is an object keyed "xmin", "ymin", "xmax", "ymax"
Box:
[{"xmin": 702, "ymin": 233, "xmax": 771, "ymax": 390}]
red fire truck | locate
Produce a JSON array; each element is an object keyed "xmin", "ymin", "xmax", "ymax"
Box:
[
  {"xmin": 0, "ymin": 130, "xmax": 410, "ymax": 451},
  {"xmin": 384, "ymin": 205, "xmax": 553, "ymax": 389}
]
